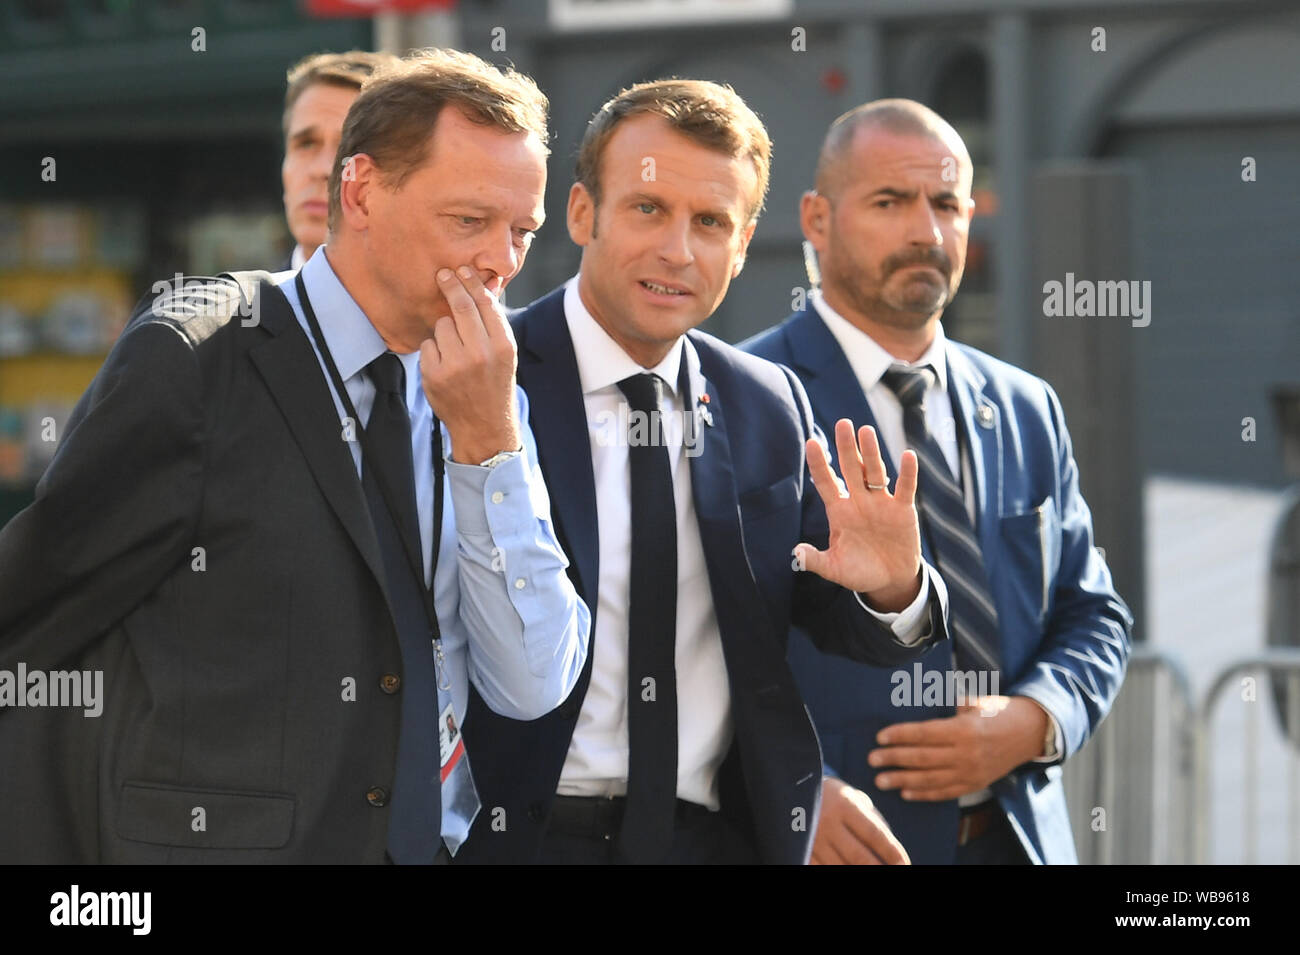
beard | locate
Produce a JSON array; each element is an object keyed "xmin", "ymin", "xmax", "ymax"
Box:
[{"xmin": 824, "ymin": 245, "xmax": 957, "ymax": 330}]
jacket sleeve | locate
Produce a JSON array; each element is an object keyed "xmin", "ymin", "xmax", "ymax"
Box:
[
  {"xmin": 781, "ymin": 364, "xmax": 949, "ymax": 666},
  {"xmin": 0, "ymin": 318, "xmax": 206, "ymax": 672},
  {"xmin": 1005, "ymin": 382, "xmax": 1132, "ymax": 761}
]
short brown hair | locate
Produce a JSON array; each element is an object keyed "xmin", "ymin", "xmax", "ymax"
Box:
[
  {"xmin": 282, "ymin": 50, "xmax": 401, "ymax": 138},
  {"xmin": 575, "ymin": 79, "xmax": 772, "ymax": 224},
  {"xmin": 326, "ymin": 48, "xmax": 550, "ymax": 233}
]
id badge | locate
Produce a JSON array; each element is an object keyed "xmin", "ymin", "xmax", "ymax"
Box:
[{"xmin": 438, "ymin": 700, "xmax": 466, "ymax": 782}]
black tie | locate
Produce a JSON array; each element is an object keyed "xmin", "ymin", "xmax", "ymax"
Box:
[
  {"xmin": 364, "ymin": 353, "xmax": 442, "ymax": 863},
  {"xmin": 881, "ymin": 367, "xmax": 1002, "ymax": 676},
  {"xmin": 616, "ymin": 372, "xmax": 678, "ymax": 863}
]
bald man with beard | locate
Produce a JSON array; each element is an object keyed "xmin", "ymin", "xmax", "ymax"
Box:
[{"xmin": 744, "ymin": 99, "xmax": 1131, "ymax": 865}]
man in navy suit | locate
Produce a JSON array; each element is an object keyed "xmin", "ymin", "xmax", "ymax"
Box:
[
  {"xmin": 743, "ymin": 99, "xmax": 1131, "ymax": 864},
  {"xmin": 458, "ymin": 80, "xmax": 950, "ymax": 865}
]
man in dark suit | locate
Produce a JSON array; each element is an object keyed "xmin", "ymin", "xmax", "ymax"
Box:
[
  {"xmin": 743, "ymin": 99, "xmax": 1131, "ymax": 864},
  {"xmin": 277, "ymin": 50, "xmax": 400, "ymax": 272},
  {"xmin": 459, "ymin": 80, "xmax": 949, "ymax": 866},
  {"xmin": 0, "ymin": 50, "xmax": 588, "ymax": 863}
]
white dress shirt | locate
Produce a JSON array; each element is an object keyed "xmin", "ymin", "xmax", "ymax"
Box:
[
  {"xmin": 557, "ymin": 277, "xmax": 931, "ymax": 810},
  {"xmin": 810, "ymin": 290, "xmax": 1063, "ymax": 802}
]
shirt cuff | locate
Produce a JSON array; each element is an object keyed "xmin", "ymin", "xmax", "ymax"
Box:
[
  {"xmin": 444, "ymin": 451, "xmax": 537, "ymax": 537},
  {"xmin": 853, "ymin": 567, "xmax": 932, "ymax": 646},
  {"xmin": 1023, "ymin": 697, "xmax": 1064, "ymax": 762}
]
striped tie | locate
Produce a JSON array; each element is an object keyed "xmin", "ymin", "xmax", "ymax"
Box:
[{"xmin": 881, "ymin": 367, "xmax": 1002, "ymax": 677}]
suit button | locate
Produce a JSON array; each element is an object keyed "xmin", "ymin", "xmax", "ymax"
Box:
[
  {"xmin": 526, "ymin": 803, "xmax": 544, "ymax": 822},
  {"xmin": 366, "ymin": 787, "xmax": 389, "ymax": 807},
  {"xmin": 380, "ymin": 674, "xmax": 401, "ymax": 694}
]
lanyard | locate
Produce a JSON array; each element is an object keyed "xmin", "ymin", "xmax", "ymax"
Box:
[{"xmin": 294, "ymin": 272, "xmax": 445, "ymax": 645}]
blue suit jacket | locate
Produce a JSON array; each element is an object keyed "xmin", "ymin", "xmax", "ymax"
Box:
[
  {"xmin": 742, "ymin": 306, "xmax": 1132, "ymax": 864},
  {"xmin": 458, "ymin": 288, "xmax": 948, "ymax": 865}
]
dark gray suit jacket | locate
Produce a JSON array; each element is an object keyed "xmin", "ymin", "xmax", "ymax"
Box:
[{"xmin": 0, "ymin": 272, "xmax": 418, "ymax": 862}]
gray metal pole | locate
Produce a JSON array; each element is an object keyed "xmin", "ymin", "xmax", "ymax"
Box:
[{"xmin": 990, "ymin": 12, "xmax": 1030, "ymax": 369}]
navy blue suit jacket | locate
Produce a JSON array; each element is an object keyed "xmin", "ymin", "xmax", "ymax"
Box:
[
  {"xmin": 742, "ymin": 306, "xmax": 1131, "ymax": 864},
  {"xmin": 458, "ymin": 288, "xmax": 947, "ymax": 864}
]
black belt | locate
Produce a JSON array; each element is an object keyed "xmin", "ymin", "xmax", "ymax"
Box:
[{"xmin": 547, "ymin": 794, "xmax": 712, "ymax": 839}]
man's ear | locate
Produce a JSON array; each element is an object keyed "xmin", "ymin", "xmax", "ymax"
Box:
[
  {"xmin": 731, "ymin": 220, "xmax": 758, "ymax": 277},
  {"xmin": 567, "ymin": 182, "xmax": 596, "ymax": 246},
  {"xmin": 338, "ymin": 153, "xmax": 378, "ymax": 232},
  {"xmin": 800, "ymin": 190, "xmax": 830, "ymax": 252}
]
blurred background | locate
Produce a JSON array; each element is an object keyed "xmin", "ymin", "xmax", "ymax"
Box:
[{"xmin": 1, "ymin": 0, "xmax": 1297, "ymax": 863}]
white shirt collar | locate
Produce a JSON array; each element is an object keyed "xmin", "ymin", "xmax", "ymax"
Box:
[
  {"xmin": 563, "ymin": 275, "xmax": 691, "ymax": 399},
  {"xmin": 809, "ymin": 288, "xmax": 949, "ymax": 391},
  {"xmin": 290, "ymin": 244, "xmax": 306, "ymax": 271}
]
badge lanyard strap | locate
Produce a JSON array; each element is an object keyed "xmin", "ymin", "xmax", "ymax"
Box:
[{"xmin": 294, "ymin": 273, "xmax": 446, "ymax": 663}]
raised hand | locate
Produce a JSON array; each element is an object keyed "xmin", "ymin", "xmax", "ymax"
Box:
[
  {"xmin": 794, "ymin": 419, "xmax": 923, "ymax": 612},
  {"xmin": 419, "ymin": 266, "xmax": 522, "ymax": 464}
]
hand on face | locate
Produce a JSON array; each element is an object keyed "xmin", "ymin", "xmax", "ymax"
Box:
[{"xmin": 419, "ymin": 266, "xmax": 521, "ymax": 465}]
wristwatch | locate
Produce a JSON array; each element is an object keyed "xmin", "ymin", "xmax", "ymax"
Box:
[{"xmin": 477, "ymin": 448, "xmax": 521, "ymax": 469}]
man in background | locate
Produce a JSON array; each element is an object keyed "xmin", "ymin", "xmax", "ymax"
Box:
[
  {"xmin": 280, "ymin": 50, "xmax": 400, "ymax": 270},
  {"xmin": 744, "ymin": 99, "xmax": 1130, "ymax": 864}
]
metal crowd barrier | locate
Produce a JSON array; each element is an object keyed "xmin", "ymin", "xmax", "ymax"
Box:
[
  {"xmin": 1194, "ymin": 648, "xmax": 1300, "ymax": 864},
  {"xmin": 1064, "ymin": 646, "xmax": 1195, "ymax": 865},
  {"xmin": 1062, "ymin": 646, "xmax": 1300, "ymax": 864}
]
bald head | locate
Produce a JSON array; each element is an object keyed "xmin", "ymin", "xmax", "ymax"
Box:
[{"xmin": 814, "ymin": 98, "xmax": 972, "ymax": 199}]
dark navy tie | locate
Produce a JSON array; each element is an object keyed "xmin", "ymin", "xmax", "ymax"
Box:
[
  {"xmin": 881, "ymin": 367, "xmax": 1002, "ymax": 676},
  {"xmin": 364, "ymin": 353, "xmax": 443, "ymax": 863},
  {"xmin": 616, "ymin": 372, "xmax": 679, "ymax": 863}
]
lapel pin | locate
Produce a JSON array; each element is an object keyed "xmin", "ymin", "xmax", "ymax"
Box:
[
  {"xmin": 977, "ymin": 404, "xmax": 995, "ymax": 428},
  {"xmin": 697, "ymin": 393, "xmax": 714, "ymax": 428}
]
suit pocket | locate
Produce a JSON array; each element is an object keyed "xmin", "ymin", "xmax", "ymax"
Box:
[
  {"xmin": 998, "ymin": 498, "xmax": 1060, "ymax": 624},
  {"xmin": 739, "ymin": 475, "xmax": 799, "ymax": 521},
  {"xmin": 116, "ymin": 781, "xmax": 295, "ymax": 849}
]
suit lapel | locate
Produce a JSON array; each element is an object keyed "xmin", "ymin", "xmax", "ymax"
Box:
[
  {"xmin": 945, "ymin": 342, "xmax": 1003, "ymax": 549},
  {"xmin": 782, "ymin": 307, "xmax": 897, "ymax": 485},
  {"xmin": 245, "ymin": 279, "xmax": 390, "ymax": 602},
  {"xmin": 687, "ymin": 336, "xmax": 771, "ymax": 651},
  {"xmin": 515, "ymin": 291, "xmax": 600, "ymax": 603}
]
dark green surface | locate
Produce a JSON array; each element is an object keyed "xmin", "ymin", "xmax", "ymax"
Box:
[
  {"xmin": 0, "ymin": 0, "xmax": 372, "ymax": 142},
  {"xmin": 1, "ymin": 485, "xmax": 35, "ymax": 528}
]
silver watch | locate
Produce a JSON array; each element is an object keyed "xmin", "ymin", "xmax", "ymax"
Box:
[{"xmin": 477, "ymin": 449, "xmax": 521, "ymax": 469}]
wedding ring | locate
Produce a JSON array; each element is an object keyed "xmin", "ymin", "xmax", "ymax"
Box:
[{"xmin": 867, "ymin": 482, "xmax": 888, "ymax": 491}]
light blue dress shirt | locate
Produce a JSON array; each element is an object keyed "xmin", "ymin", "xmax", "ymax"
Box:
[{"xmin": 275, "ymin": 248, "xmax": 590, "ymax": 847}]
